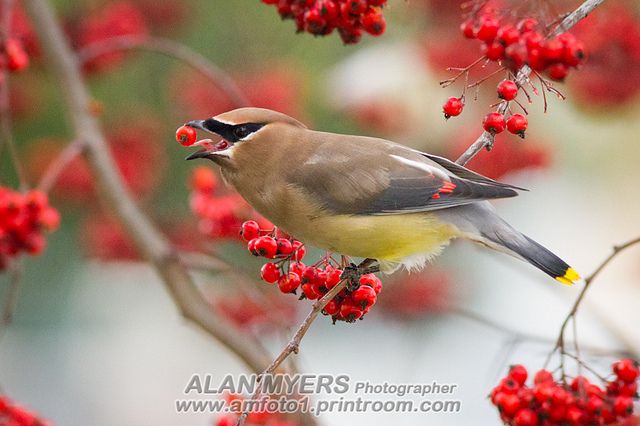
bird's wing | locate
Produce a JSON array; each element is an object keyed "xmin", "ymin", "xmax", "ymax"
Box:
[{"xmin": 290, "ymin": 136, "xmax": 521, "ymax": 215}]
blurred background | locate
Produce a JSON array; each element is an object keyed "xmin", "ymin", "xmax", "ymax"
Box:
[{"xmin": 1, "ymin": 0, "xmax": 640, "ymax": 424}]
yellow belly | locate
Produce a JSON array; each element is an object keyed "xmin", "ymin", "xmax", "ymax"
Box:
[{"xmin": 291, "ymin": 212, "xmax": 459, "ymax": 262}]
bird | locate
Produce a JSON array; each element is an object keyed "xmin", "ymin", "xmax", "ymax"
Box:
[{"xmin": 183, "ymin": 107, "xmax": 580, "ymax": 285}]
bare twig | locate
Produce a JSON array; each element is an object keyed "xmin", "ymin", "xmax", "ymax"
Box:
[
  {"xmin": 25, "ymin": 0, "xmax": 269, "ymax": 374},
  {"xmin": 37, "ymin": 139, "xmax": 86, "ymax": 193},
  {"xmin": 455, "ymin": 0, "xmax": 606, "ymax": 166},
  {"xmin": 76, "ymin": 35, "xmax": 251, "ymax": 108},
  {"xmin": 545, "ymin": 236, "xmax": 640, "ymax": 368}
]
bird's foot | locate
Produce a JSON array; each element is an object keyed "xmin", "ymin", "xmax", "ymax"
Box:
[{"xmin": 340, "ymin": 259, "xmax": 380, "ymax": 291}]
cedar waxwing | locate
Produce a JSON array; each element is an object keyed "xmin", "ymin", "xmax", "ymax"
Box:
[{"xmin": 184, "ymin": 107, "xmax": 580, "ymax": 285}]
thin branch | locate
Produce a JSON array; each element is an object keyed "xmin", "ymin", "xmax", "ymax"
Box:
[
  {"xmin": 236, "ymin": 259, "xmax": 378, "ymax": 426},
  {"xmin": 37, "ymin": 139, "xmax": 86, "ymax": 192},
  {"xmin": 455, "ymin": 0, "xmax": 605, "ymax": 166},
  {"xmin": 25, "ymin": 0, "xmax": 270, "ymax": 374},
  {"xmin": 76, "ymin": 35, "xmax": 251, "ymax": 108},
  {"xmin": 545, "ymin": 236, "xmax": 640, "ymax": 367}
]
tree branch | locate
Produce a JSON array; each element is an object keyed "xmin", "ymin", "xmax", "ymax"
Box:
[
  {"xmin": 76, "ymin": 35, "xmax": 251, "ymax": 108},
  {"xmin": 546, "ymin": 236, "xmax": 640, "ymax": 367},
  {"xmin": 25, "ymin": 0, "xmax": 269, "ymax": 374},
  {"xmin": 455, "ymin": 0, "xmax": 606, "ymax": 166}
]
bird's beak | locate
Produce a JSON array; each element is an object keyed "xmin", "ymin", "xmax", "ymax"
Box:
[
  {"xmin": 183, "ymin": 119, "xmax": 233, "ymax": 161},
  {"xmin": 185, "ymin": 148, "xmax": 211, "ymax": 161}
]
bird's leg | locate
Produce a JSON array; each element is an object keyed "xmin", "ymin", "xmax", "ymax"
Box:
[{"xmin": 341, "ymin": 258, "xmax": 380, "ymax": 291}]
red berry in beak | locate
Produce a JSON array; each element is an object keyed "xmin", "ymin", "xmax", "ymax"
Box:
[{"xmin": 176, "ymin": 125, "xmax": 197, "ymax": 146}]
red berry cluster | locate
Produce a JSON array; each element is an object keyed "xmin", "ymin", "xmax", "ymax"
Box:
[
  {"xmin": 189, "ymin": 167, "xmax": 263, "ymax": 240},
  {"xmin": 461, "ymin": 14, "xmax": 585, "ymax": 81},
  {"xmin": 241, "ymin": 220, "xmax": 382, "ymax": 323},
  {"xmin": 490, "ymin": 361, "xmax": 639, "ymax": 426},
  {"xmin": 0, "ymin": 37, "xmax": 29, "ymax": 73},
  {"xmin": 216, "ymin": 393, "xmax": 298, "ymax": 426},
  {"xmin": 260, "ymin": 0, "xmax": 387, "ymax": 44},
  {"xmin": 0, "ymin": 394, "xmax": 52, "ymax": 426},
  {"xmin": 443, "ymin": 79, "xmax": 529, "ymax": 138},
  {"xmin": 0, "ymin": 188, "xmax": 60, "ymax": 270}
]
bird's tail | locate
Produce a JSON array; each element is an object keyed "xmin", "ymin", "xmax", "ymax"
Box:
[
  {"xmin": 481, "ymin": 229, "xmax": 581, "ymax": 285},
  {"xmin": 441, "ymin": 203, "xmax": 581, "ymax": 285}
]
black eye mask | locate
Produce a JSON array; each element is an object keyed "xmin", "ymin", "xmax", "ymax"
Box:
[{"xmin": 201, "ymin": 119, "xmax": 265, "ymax": 142}]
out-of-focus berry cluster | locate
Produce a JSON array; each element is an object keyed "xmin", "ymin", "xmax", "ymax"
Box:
[
  {"xmin": 241, "ymin": 219, "xmax": 381, "ymax": 323},
  {"xmin": 461, "ymin": 14, "xmax": 585, "ymax": 81},
  {"xmin": 1, "ymin": 394, "xmax": 52, "ymax": 425},
  {"xmin": 490, "ymin": 361, "xmax": 639, "ymax": 426},
  {"xmin": 260, "ymin": 0, "xmax": 387, "ymax": 44},
  {"xmin": 0, "ymin": 37, "xmax": 29, "ymax": 74},
  {"xmin": 189, "ymin": 168, "xmax": 262, "ymax": 240},
  {"xmin": 0, "ymin": 188, "xmax": 60, "ymax": 270}
]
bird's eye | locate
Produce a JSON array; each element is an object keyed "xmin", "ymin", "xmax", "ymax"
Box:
[{"xmin": 233, "ymin": 126, "xmax": 250, "ymax": 140}]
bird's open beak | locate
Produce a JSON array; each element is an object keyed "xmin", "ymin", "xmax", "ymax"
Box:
[{"xmin": 183, "ymin": 119, "xmax": 233, "ymax": 161}]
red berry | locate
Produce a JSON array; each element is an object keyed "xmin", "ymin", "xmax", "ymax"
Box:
[
  {"xmin": 361, "ymin": 8, "xmax": 385, "ymax": 36},
  {"xmin": 5, "ymin": 38, "xmax": 29, "ymax": 72},
  {"xmin": 548, "ymin": 63, "xmax": 569, "ymax": 81},
  {"xmin": 460, "ymin": 20, "xmax": 476, "ymax": 39},
  {"xmin": 477, "ymin": 16, "xmax": 499, "ymax": 42},
  {"xmin": 541, "ymin": 38, "xmax": 564, "ymax": 62},
  {"xmin": 508, "ymin": 365, "xmax": 528, "ymax": 386},
  {"xmin": 565, "ymin": 405, "xmax": 585, "ymax": 424},
  {"xmin": 482, "ymin": 41, "xmax": 505, "ymax": 61},
  {"xmin": 505, "ymin": 43, "xmax": 527, "ymax": 71},
  {"xmin": 191, "ymin": 166, "xmax": 218, "ymax": 193},
  {"xmin": 176, "ymin": 125, "xmax": 197, "ymax": 147},
  {"xmin": 260, "ymin": 262, "xmax": 281, "ymax": 283},
  {"xmin": 442, "ymin": 97, "xmax": 464, "ymax": 119},
  {"xmin": 302, "ymin": 283, "xmax": 322, "ymax": 300},
  {"xmin": 533, "ymin": 369, "xmax": 553, "ymax": 385},
  {"xmin": 39, "ymin": 207, "xmax": 61, "ymax": 232},
  {"xmin": 290, "ymin": 261, "xmax": 306, "ymax": 277},
  {"xmin": 292, "ymin": 241, "xmax": 306, "ymax": 261},
  {"xmin": 570, "ymin": 376, "xmax": 590, "ymax": 392},
  {"xmin": 359, "ymin": 273, "xmax": 382, "ymax": 294},
  {"xmin": 301, "ymin": 266, "xmax": 319, "ymax": 284},
  {"xmin": 614, "ymin": 359, "xmax": 639, "ymax": 383},
  {"xmin": 276, "ymin": 238, "xmax": 293, "ymax": 256},
  {"xmin": 522, "ymin": 31, "xmax": 543, "ymax": 51},
  {"xmin": 339, "ymin": 298, "xmax": 364, "ymax": 322},
  {"xmin": 352, "ymin": 284, "xmax": 377, "ymax": 309},
  {"xmin": 514, "ymin": 408, "xmax": 538, "ymax": 426},
  {"xmin": 613, "ymin": 396, "xmax": 634, "ymax": 416},
  {"xmin": 516, "ymin": 18, "xmax": 538, "ymax": 33},
  {"xmin": 323, "ymin": 299, "xmax": 340, "ymax": 316},
  {"xmin": 497, "ymin": 80, "xmax": 518, "ymax": 101},
  {"xmin": 325, "ymin": 267, "xmax": 342, "ymax": 289},
  {"xmin": 241, "ymin": 220, "xmax": 260, "ymax": 241},
  {"xmin": 506, "ymin": 114, "xmax": 528, "ymax": 138},
  {"xmin": 254, "ymin": 236, "xmax": 278, "ymax": 258},
  {"xmin": 497, "ymin": 25, "xmax": 520, "ymax": 46},
  {"xmin": 278, "ymin": 272, "xmax": 301, "ymax": 293},
  {"xmin": 482, "ymin": 112, "xmax": 506, "ymax": 134},
  {"xmin": 500, "ymin": 393, "xmax": 521, "ymax": 416},
  {"xmin": 586, "ymin": 395, "xmax": 604, "ymax": 414}
]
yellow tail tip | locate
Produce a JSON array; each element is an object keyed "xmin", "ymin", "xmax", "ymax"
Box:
[{"xmin": 555, "ymin": 267, "xmax": 581, "ymax": 286}]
